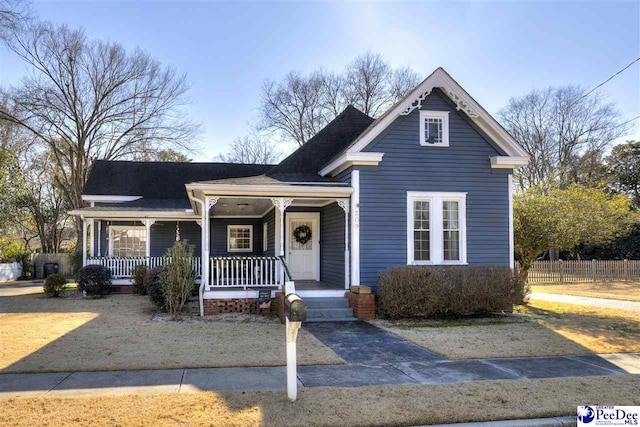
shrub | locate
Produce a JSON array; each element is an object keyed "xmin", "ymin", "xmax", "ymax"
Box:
[
  {"xmin": 377, "ymin": 265, "xmax": 514, "ymax": 319},
  {"xmin": 161, "ymin": 240, "xmax": 196, "ymax": 319},
  {"xmin": 144, "ymin": 266, "xmax": 166, "ymax": 308},
  {"xmin": 131, "ymin": 264, "xmax": 148, "ymax": 295},
  {"xmin": 77, "ymin": 265, "xmax": 112, "ymax": 297},
  {"xmin": 43, "ymin": 273, "xmax": 67, "ymax": 297}
]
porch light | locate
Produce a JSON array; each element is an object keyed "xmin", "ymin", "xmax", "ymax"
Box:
[{"xmin": 237, "ymin": 203, "xmax": 249, "ymax": 211}]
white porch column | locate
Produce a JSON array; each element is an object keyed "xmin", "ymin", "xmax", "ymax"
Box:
[
  {"xmin": 89, "ymin": 220, "xmax": 95, "ymax": 257},
  {"xmin": 202, "ymin": 197, "xmax": 219, "ymax": 290},
  {"xmin": 82, "ymin": 218, "xmax": 88, "ymax": 267},
  {"xmin": 271, "ymin": 198, "xmax": 293, "ymax": 285},
  {"xmin": 350, "ymin": 170, "xmax": 360, "ymax": 286},
  {"xmin": 337, "ymin": 199, "xmax": 350, "ymax": 290},
  {"xmin": 142, "ymin": 219, "xmax": 155, "ymax": 264}
]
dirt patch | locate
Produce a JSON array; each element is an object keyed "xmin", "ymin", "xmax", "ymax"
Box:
[
  {"xmin": 0, "ymin": 293, "xmax": 344, "ymax": 373},
  {"xmin": 0, "ymin": 375, "xmax": 638, "ymax": 426}
]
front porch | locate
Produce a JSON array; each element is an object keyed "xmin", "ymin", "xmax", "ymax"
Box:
[{"xmin": 78, "ymin": 181, "xmax": 356, "ymax": 312}]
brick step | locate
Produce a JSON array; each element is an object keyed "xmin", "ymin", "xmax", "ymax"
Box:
[{"xmin": 303, "ymin": 297, "xmax": 350, "ymax": 308}]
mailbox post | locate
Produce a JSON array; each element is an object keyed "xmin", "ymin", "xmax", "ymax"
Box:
[{"xmin": 283, "ymin": 281, "xmax": 306, "ymax": 402}]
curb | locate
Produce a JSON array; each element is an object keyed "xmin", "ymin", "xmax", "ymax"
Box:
[{"xmin": 422, "ymin": 416, "xmax": 576, "ymax": 427}]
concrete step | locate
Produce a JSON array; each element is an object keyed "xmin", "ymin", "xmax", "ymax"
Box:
[
  {"xmin": 304, "ymin": 317, "xmax": 357, "ymax": 322},
  {"xmin": 306, "ymin": 307, "xmax": 355, "ymax": 320},
  {"xmin": 304, "ymin": 297, "xmax": 350, "ymax": 308}
]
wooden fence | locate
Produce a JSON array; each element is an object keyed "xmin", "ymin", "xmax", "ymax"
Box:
[
  {"xmin": 31, "ymin": 253, "xmax": 75, "ymax": 279},
  {"xmin": 524, "ymin": 260, "xmax": 640, "ymax": 283}
]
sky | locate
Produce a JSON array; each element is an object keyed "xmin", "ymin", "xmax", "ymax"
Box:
[{"xmin": 1, "ymin": 0, "xmax": 639, "ymax": 161}]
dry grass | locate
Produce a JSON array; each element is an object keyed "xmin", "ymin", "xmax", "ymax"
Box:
[
  {"xmin": 0, "ymin": 375, "xmax": 638, "ymax": 426},
  {"xmin": 531, "ymin": 281, "xmax": 640, "ymax": 302},
  {"xmin": 517, "ymin": 299, "xmax": 640, "ymax": 355},
  {"xmin": 0, "ymin": 293, "xmax": 344, "ymax": 373},
  {"xmin": 376, "ymin": 299, "xmax": 640, "ymax": 359}
]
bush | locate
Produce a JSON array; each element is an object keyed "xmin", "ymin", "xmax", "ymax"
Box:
[
  {"xmin": 377, "ymin": 265, "xmax": 514, "ymax": 319},
  {"xmin": 161, "ymin": 241, "xmax": 196, "ymax": 319},
  {"xmin": 77, "ymin": 265, "xmax": 112, "ymax": 297},
  {"xmin": 144, "ymin": 266, "xmax": 166, "ymax": 308},
  {"xmin": 43, "ymin": 273, "xmax": 67, "ymax": 297},
  {"xmin": 131, "ymin": 264, "xmax": 148, "ymax": 295}
]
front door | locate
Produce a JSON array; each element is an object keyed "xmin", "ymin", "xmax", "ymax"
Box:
[{"xmin": 286, "ymin": 212, "xmax": 320, "ymax": 281}]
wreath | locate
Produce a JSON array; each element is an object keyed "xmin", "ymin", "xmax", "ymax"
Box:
[{"xmin": 293, "ymin": 225, "xmax": 312, "ymax": 245}]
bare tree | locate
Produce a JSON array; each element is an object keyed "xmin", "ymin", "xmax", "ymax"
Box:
[
  {"xmin": 260, "ymin": 71, "xmax": 327, "ymax": 146},
  {"xmin": 498, "ymin": 86, "xmax": 628, "ymax": 189},
  {"xmin": 0, "ymin": 22, "xmax": 199, "ymax": 249},
  {"xmin": 0, "ymin": 0, "xmax": 31, "ymax": 39},
  {"xmin": 259, "ymin": 52, "xmax": 420, "ymax": 146},
  {"xmin": 216, "ymin": 134, "xmax": 281, "ymax": 164}
]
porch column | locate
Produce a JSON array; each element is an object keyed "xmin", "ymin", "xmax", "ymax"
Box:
[
  {"xmin": 89, "ymin": 220, "xmax": 95, "ymax": 257},
  {"xmin": 271, "ymin": 198, "xmax": 293, "ymax": 285},
  {"xmin": 82, "ymin": 218, "xmax": 88, "ymax": 267},
  {"xmin": 142, "ymin": 219, "xmax": 155, "ymax": 265},
  {"xmin": 337, "ymin": 199, "xmax": 350, "ymax": 290},
  {"xmin": 202, "ymin": 197, "xmax": 219, "ymax": 290},
  {"xmin": 351, "ymin": 170, "xmax": 360, "ymax": 286}
]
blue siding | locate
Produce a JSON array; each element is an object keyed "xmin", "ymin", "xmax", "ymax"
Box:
[
  {"xmin": 357, "ymin": 89, "xmax": 511, "ymax": 288},
  {"xmin": 263, "ymin": 208, "xmax": 276, "ymax": 256},
  {"xmin": 320, "ymin": 202, "xmax": 346, "ymax": 285},
  {"xmin": 151, "ymin": 221, "xmax": 201, "ymax": 257},
  {"xmin": 210, "ymin": 218, "xmax": 264, "ymax": 256}
]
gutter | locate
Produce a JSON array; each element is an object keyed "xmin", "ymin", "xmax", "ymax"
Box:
[{"xmin": 187, "ymin": 190, "xmax": 206, "ymax": 317}]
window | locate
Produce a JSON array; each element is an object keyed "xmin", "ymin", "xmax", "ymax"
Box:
[
  {"xmin": 227, "ymin": 225, "xmax": 253, "ymax": 252},
  {"xmin": 263, "ymin": 223, "xmax": 268, "ymax": 252},
  {"xmin": 110, "ymin": 226, "xmax": 147, "ymax": 257},
  {"xmin": 407, "ymin": 192, "xmax": 466, "ymax": 264},
  {"xmin": 419, "ymin": 110, "xmax": 449, "ymax": 147}
]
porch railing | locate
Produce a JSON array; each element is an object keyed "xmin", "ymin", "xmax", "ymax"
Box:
[
  {"xmin": 87, "ymin": 256, "xmax": 202, "ymax": 279},
  {"xmin": 210, "ymin": 256, "xmax": 281, "ymax": 288}
]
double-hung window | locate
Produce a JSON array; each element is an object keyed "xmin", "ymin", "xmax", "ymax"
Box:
[
  {"xmin": 109, "ymin": 226, "xmax": 147, "ymax": 257},
  {"xmin": 419, "ymin": 110, "xmax": 449, "ymax": 147},
  {"xmin": 407, "ymin": 192, "xmax": 466, "ymax": 264},
  {"xmin": 227, "ymin": 225, "xmax": 253, "ymax": 252}
]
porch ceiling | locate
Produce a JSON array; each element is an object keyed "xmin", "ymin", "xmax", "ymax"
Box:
[{"xmin": 212, "ymin": 197, "xmax": 339, "ymax": 217}]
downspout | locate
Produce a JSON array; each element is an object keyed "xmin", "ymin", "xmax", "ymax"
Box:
[{"xmin": 188, "ymin": 190, "xmax": 206, "ymax": 317}]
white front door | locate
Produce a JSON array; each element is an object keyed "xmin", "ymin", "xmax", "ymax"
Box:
[{"xmin": 286, "ymin": 212, "xmax": 320, "ymax": 281}]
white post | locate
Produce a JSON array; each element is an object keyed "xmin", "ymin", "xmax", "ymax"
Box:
[
  {"xmin": 286, "ymin": 317, "xmax": 301, "ymax": 401},
  {"xmin": 271, "ymin": 198, "xmax": 292, "ymax": 285},
  {"xmin": 202, "ymin": 197, "xmax": 219, "ymax": 293},
  {"xmin": 508, "ymin": 173, "xmax": 515, "ymax": 270},
  {"xmin": 350, "ymin": 170, "xmax": 360, "ymax": 286},
  {"xmin": 82, "ymin": 219, "xmax": 88, "ymax": 267},
  {"xmin": 142, "ymin": 219, "xmax": 155, "ymax": 266},
  {"xmin": 89, "ymin": 220, "xmax": 95, "ymax": 257},
  {"xmin": 337, "ymin": 199, "xmax": 350, "ymax": 289}
]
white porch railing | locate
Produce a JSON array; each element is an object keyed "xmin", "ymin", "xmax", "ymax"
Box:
[
  {"xmin": 210, "ymin": 256, "xmax": 281, "ymax": 288},
  {"xmin": 87, "ymin": 256, "xmax": 202, "ymax": 279}
]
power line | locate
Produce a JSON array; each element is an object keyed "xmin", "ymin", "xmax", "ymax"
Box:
[{"xmin": 574, "ymin": 57, "xmax": 640, "ymax": 106}]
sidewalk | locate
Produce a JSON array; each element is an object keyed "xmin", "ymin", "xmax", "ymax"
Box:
[
  {"xmin": 531, "ymin": 292, "xmax": 640, "ymax": 312},
  {"xmin": 1, "ymin": 352, "xmax": 637, "ymax": 399}
]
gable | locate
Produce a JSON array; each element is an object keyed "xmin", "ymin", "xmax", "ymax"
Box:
[{"xmin": 364, "ymin": 89, "xmax": 505, "ymax": 157}]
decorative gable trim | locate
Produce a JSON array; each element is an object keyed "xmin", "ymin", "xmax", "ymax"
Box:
[
  {"xmin": 490, "ymin": 156, "xmax": 530, "ymax": 169},
  {"xmin": 319, "ymin": 152, "xmax": 384, "ymax": 177},
  {"xmin": 342, "ymin": 68, "xmax": 530, "ymax": 164}
]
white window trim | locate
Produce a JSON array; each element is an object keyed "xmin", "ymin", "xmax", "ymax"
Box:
[
  {"xmin": 407, "ymin": 192, "xmax": 467, "ymax": 265},
  {"xmin": 108, "ymin": 225, "xmax": 147, "ymax": 257},
  {"xmin": 263, "ymin": 222, "xmax": 268, "ymax": 252},
  {"xmin": 227, "ymin": 225, "xmax": 253, "ymax": 253},
  {"xmin": 419, "ymin": 110, "xmax": 449, "ymax": 147}
]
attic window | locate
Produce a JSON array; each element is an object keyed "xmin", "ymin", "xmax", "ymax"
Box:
[{"xmin": 419, "ymin": 111, "xmax": 449, "ymax": 147}]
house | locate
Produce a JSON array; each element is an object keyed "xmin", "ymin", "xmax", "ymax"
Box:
[{"xmin": 69, "ymin": 68, "xmax": 529, "ymax": 318}]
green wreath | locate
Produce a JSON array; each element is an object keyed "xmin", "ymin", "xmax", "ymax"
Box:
[{"xmin": 293, "ymin": 225, "xmax": 312, "ymax": 245}]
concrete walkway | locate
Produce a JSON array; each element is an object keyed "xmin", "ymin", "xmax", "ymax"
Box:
[
  {"xmin": 2, "ymin": 319, "xmax": 638, "ymax": 399},
  {"xmin": 531, "ymin": 292, "xmax": 640, "ymax": 312},
  {"xmin": 0, "ymin": 280, "xmax": 42, "ymax": 297}
]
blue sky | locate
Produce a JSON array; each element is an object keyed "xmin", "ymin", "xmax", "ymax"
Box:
[{"xmin": 1, "ymin": 0, "xmax": 638, "ymax": 161}]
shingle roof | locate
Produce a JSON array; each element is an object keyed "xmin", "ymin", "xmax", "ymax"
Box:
[
  {"xmin": 83, "ymin": 161, "xmax": 273, "ymax": 198},
  {"xmin": 266, "ymin": 105, "xmax": 374, "ymax": 176}
]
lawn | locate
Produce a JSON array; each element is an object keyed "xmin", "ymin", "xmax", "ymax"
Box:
[
  {"xmin": 1, "ymin": 375, "xmax": 638, "ymax": 426},
  {"xmin": 0, "ymin": 291, "xmax": 344, "ymax": 373},
  {"xmin": 375, "ymin": 299, "xmax": 640, "ymax": 359},
  {"xmin": 531, "ymin": 281, "xmax": 640, "ymax": 302}
]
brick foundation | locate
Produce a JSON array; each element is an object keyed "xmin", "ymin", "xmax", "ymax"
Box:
[
  {"xmin": 203, "ymin": 298, "xmax": 275, "ymax": 316},
  {"xmin": 110, "ymin": 285, "xmax": 133, "ymax": 294},
  {"xmin": 345, "ymin": 291, "xmax": 376, "ymax": 320}
]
